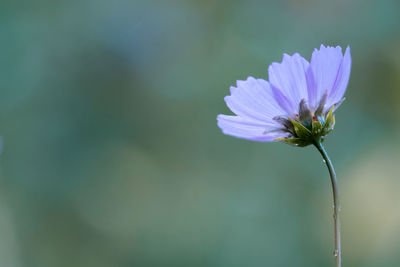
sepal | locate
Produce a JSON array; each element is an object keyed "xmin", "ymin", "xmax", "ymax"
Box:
[
  {"xmin": 312, "ymin": 120, "xmax": 323, "ymax": 136},
  {"xmin": 274, "ymin": 137, "xmax": 311, "ymax": 147},
  {"xmin": 289, "ymin": 119, "xmax": 312, "ymax": 139},
  {"xmin": 323, "ymin": 105, "xmax": 336, "ymax": 134}
]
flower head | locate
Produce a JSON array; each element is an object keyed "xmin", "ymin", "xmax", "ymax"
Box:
[{"xmin": 217, "ymin": 45, "xmax": 351, "ymax": 146}]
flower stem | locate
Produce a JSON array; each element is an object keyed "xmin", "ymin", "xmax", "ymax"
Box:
[{"xmin": 314, "ymin": 140, "xmax": 341, "ymax": 267}]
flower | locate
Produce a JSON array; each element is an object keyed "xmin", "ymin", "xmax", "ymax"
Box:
[{"xmin": 217, "ymin": 45, "xmax": 351, "ymax": 146}]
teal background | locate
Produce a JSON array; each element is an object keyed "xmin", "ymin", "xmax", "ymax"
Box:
[{"xmin": 1, "ymin": 0, "xmax": 400, "ymax": 266}]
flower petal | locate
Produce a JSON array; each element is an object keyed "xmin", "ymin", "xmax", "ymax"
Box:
[
  {"xmin": 270, "ymin": 84, "xmax": 297, "ymax": 116},
  {"xmin": 328, "ymin": 46, "xmax": 351, "ymax": 107},
  {"xmin": 217, "ymin": 114, "xmax": 288, "ymax": 141},
  {"xmin": 307, "ymin": 45, "xmax": 351, "ymax": 111},
  {"xmin": 268, "ymin": 53, "xmax": 309, "ymax": 116},
  {"xmin": 224, "ymin": 77, "xmax": 286, "ymax": 123}
]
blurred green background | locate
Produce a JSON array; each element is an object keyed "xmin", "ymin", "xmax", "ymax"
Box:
[{"xmin": 1, "ymin": 0, "xmax": 400, "ymax": 266}]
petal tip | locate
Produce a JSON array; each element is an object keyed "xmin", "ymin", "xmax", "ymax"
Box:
[
  {"xmin": 223, "ymin": 95, "xmax": 231, "ymax": 104},
  {"xmin": 344, "ymin": 45, "xmax": 351, "ymax": 55}
]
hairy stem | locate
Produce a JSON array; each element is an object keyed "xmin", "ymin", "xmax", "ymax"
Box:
[{"xmin": 314, "ymin": 140, "xmax": 341, "ymax": 267}]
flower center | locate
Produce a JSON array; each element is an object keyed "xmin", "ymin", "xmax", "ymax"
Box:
[{"xmin": 272, "ymin": 93, "xmax": 336, "ymax": 146}]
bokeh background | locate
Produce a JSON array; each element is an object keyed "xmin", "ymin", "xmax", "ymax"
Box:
[{"xmin": 1, "ymin": 0, "xmax": 400, "ymax": 266}]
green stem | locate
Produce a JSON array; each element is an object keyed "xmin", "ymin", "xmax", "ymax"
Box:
[{"xmin": 314, "ymin": 140, "xmax": 341, "ymax": 267}]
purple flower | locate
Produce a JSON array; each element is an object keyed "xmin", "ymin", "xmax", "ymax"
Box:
[{"xmin": 217, "ymin": 45, "xmax": 351, "ymax": 146}]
